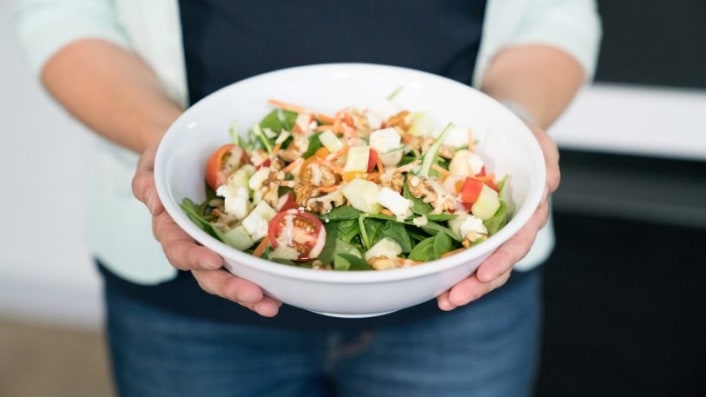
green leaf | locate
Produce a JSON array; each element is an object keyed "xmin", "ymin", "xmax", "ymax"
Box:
[
  {"xmin": 334, "ymin": 253, "xmax": 372, "ymax": 271},
  {"xmin": 418, "ymin": 122, "xmax": 453, "ymax": 177},
  {"xmin": 408, "ymin": 232, "xmax": 453, "ymax": 262},
  {"xmin": 386, "ymin": 85, "xmax": 404, "ymax": 101},
  {"xmin": 302, "ymin": 133, "xmax": 323, "ymax": 158},
  {"xmin": 259, "ymin": 109, "xmax": 297, "ymax": 132},
  {"xmin": 326, "ymin": 219, "xmax": 360, "ymax": 244},
  {"xmin": 321, "ymin": 205, "xmax": 362, "ymax": 222},
  {"xmin": 483, "ymin": 200, "xmax": 510, "ymax": 235},
  {"xmin": 419, "ymin": 221, "xmax": 461, "ymax": 242},
  {"xmin": 358, "ymin": 217, "xmax": 414, "ymax": 253},
  {"xmin": 404, "ymin": 183, "xmax": 433, "ymax": 215},
  {"xmin": 179, "ymin": 198, "xmax": 226, "ymax": 242}
]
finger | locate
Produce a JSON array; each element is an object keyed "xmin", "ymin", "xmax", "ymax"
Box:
[
  {"xmin": 152, "ymin": 210, "xmax": 223, "ymax": 271},
  {"xmin": 437, "ymin": 270, "xmax": 512, "ymax": 311},
  {"xmin": 132, "ymin": 145, "xmax": 162, "ymax": 215},
  {"xmin": 475, "ymin": 200, "xmax": 549, "ymax": 283},
  {"xmin": 192, "ymin": 269, "xmax": 282, "ymax": 317},
  {"xmin": 531, "ymin": 126, "xmax": 561, "ymax": 194}
]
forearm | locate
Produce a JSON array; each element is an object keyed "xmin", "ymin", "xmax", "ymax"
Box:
[
  {"xmin": 480, "ymin": 44, "xmax": 585, "ymax": 129},
  {"xmin": 41, "ymin": 38, "xmax": 183, "ymax": 153}
]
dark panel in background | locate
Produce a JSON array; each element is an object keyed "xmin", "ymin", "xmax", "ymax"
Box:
[
  {"xmin": 595, "ymin": 0, "xmax": 706, "ymax": 89},
  {"xmin": 536, "ymin": 2, "xmax": 706, "ymax": 397}
]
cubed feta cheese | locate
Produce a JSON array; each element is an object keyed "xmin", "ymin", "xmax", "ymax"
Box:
[
  {"xmin": 459, "ymin": 214, "xmax": 488, "ymax": 241},
  {"xmin": 369, "ymin": 128, "xmax": 401, "ymax": 153},
  {"xmin": 241, "ymin": 201, "xmax": 276, "ymax": 241},
  {"xmin": 223, "ymin": 186, "xmax": 250, "ymax": 219},
  {"xmin": 364, "ymin": 237, "xmax": 402, "ymax": 261},
  {"xmin": 377, "ymin": 187, "xmax": 412, "ymax": 218}
]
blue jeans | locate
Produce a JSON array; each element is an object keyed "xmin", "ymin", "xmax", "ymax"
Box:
[{"xmin": 104, "ymin": 270, "xmax": 541, "ymax": 397}]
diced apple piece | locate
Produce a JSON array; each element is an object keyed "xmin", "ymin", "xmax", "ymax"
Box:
[
  {"xmin": 319, "ymin": 130, "xmax": 344, "ymax": 153},
  {"xmin": 369, "ymin": 128, "xmax": 403, "ymax": 166},
  {"xmin": 342, "ymin": 178, "xmax": 382, "ymax": 214},
  {"xmin": 343, "ymin": 146, "xmax": 370, "ymax": 174},
  {"xmin": 408, "ymin": 112, "xmax": 436, "ymax": 136},
  {"xmin": 223, "ymin": 225, "xmax": 255, "ymax": 250},
  {"xmin": 471, "ymin": 184, "xmax": 501, "ymax": 220}
]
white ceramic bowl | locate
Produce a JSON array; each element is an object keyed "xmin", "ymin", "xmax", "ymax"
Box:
[{"xmin": 155, "ymin": 63, "xmax": 545, "ymax": 318}]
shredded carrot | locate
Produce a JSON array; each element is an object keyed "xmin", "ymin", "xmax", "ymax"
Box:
[
  {"xmin": 441, "ymin": 247, "xmax": 466, "ymax": 258},
  {"xmin": 467, "ymin": 128, "xmax": 476, "ymax": 152},
  {"xmin": 395, "ymin": 257, "xmax": 423, "ymax": 267},
  {"xmin": 267, "ymin": 98, "xmax": 335, "ymax": 124},
  {"xmin": 328, "ymin": 145, "xmax": 349, "ymax": 161},
  {"xmin": 380, "ymin": 208, "xmax": 394, "ymax": 216},
  {"xmin": 272, "ymin": 141, "xmax": 283, "ymax": 154},
  {"xmin": 375, "ymin": 155, "xmax": 385, "ymax": 174},
  {"xmin": 366, "ymin": 173, "xmax": 381, "ymax": 183},
  {"xmin": 432, "ymin": 164, "xmax": 449, "ymax": 176},
  {"xmin": 252, "ymin": 237, "xmax": 270, "ymax": 257},
  {"xmin": 315, "ymin": 113, "xmax": 336, "ymax": 125},
  {"xmin": 336, "ymin": 110, "xmax": 354, "ymax": 127},
  {"xmin": 321, "ymin": 160, "xmax": 343, "ymax": 175},
  {"xmin": 283, "ymin": 157, "xmax": 304, "ymax": 173},
  {"xmin": 331, "ymin": 118, "xmax": 343, "ymax": 134},
  {"xmin": 317, "ymin": 184, "xmax": 342, "ymax": 193},
  {"xmin": 392, "ymin": 160, "xmax": 420, "ymax": 174},
  {"xmin": 341, "ymin": 124, "xmax": 358, "ymax": 141}
]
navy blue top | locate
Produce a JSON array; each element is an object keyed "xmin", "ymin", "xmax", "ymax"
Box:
[
  {"xmin": 180, "ymin": 0, "xmax": 487, "ymax": 103},
  {"xmin": 101, "ymin": 0, "xmax": 491, "ymax": 329}
]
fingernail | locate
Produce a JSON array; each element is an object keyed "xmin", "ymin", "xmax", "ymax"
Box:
[
  {"xmin": 146, "ymin": 190, "xmax": 158, "ymax": 214},
  {"xmin": 539, "ymin": 185, "xmax": 549, "ymax": 207}
]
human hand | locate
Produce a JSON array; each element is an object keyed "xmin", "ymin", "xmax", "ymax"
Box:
[
  {"xmin": 132, "ymin": 144, "xmax": 282, "ymax": 317},
  {"xmin": 436, "ymin": 125, "xmax": 560, "ymax": 311}
]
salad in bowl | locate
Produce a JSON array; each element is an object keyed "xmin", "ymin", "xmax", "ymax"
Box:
[
  {"xmin": 154, "ymin": 63, "xmax": 545, "ymax": 317},
  {"xmin": 181, "ymin": 97, "xmax": 511, "ymax": 272}
]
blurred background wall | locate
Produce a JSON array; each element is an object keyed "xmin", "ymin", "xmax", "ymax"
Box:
[
  {"xmin": 0, "ymin": 0, "xmax": 102, "ymax": 330},
  {"xmin": 1, "ymin": 0, "xmax": 705, "ymax": 396}
]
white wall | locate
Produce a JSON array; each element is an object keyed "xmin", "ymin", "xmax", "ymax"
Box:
[
  {"xmin": 1, "ymin": 0, "xmax": 102, "ymax": 329},
  {"xmin": 1, "ymin": 1, "xmax": 704, "ymax": 330}
]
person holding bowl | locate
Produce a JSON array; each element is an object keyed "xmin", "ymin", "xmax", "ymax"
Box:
[{"xmin": 14, "ymin": 1, "xmax": 601, "ymax": 396}]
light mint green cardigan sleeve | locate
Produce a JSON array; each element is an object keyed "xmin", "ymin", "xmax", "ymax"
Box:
[
  {"xmin": 474, "ymin": 0, "xmax": 602, "ymax": 87},
  {"xmin": 14, "ymin": 0, "xmax": 131, "ymax": 75}
]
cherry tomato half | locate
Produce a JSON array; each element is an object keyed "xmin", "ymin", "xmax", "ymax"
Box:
[
  {"xmin": 267, "ymin": 209, "xmax": 326, "ymax": 261},
  {"xmin": 275, "ymin": 192, "xmax": 298, "ymax": 212},
  {"xmin": 205, "ymin": 144, "xmax": 247, "ymax": 190}
]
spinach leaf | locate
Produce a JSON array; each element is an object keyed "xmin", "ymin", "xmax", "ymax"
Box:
[
  {"xmin": 483, "ymin": 200, "xmax": 510, "ymax": 235},
  {"xmin": 403, "ymin": 183, "xmax": 433, "ymax": 215},
  {"xmin": 425, "ymin": 213, "xmax": 457, "ymax": 222},
  {"xmin": 363, "ymin": 217, "xmax": 387, "ymax": 249},
  {"xmin": 302, "ymin": 132, "xmax": 323, "ymax": 158},
  {"xmin": 326, "ymin": 219, "xmax": 360, "ymax": 244},
  {"xmin": 321, "ymin": 205, "xmax": 361, "ymax": 222},
  {"xmin": 259, "ymin": 109, "xmax": 297, "ymax": 132},
  {"xmin": 363, "ymin": 218, "xmax": 408, "ymax": 250},
  {"xmin": 180, "ymin": 198, "xmax": 226, "ymax": 242},
  {"xmin": 408, "ymin": 232, "xmax": 453, "ymax": 262},
  {"xmin": 334, "ymin": 253, "xmax": 372, "ymax": 271},
  {"xmin": 419, "ymin": 221, "xmax": 461, "ymax": 242}
]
